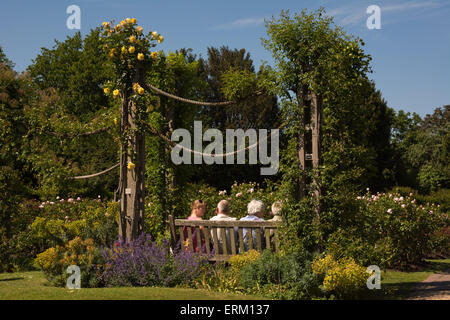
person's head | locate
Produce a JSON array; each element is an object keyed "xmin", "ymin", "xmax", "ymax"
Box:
[
  {"xmin": 271, "ymin": 201, "xmax": 282, "ymax": 216},
  {"xmin": 247, "ymin": 199, "xmax": 265, "ymax": 218},
  {"xmin": 191, "ymin": 200, "xmax": 206, "ymax": 218},
  {"xmin": 216, "ymin": 200, "xmax": 231, "ymax": 215}
]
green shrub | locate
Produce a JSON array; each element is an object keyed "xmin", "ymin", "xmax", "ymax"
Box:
[
  {"xmin": 326, "ymin": 190, "xmax": 449, "ymax": 269},
  {"xmin": 30, "ymin": 198, "xmax": 119, "ymax": 248},
  {"xmin": 238, "ymin": 250, "xmax": 320, "ymax": 299}
]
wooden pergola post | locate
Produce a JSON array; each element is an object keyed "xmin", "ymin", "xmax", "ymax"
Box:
[
  {"xmin": 296, "ymin": 88, "xmax": 322, "ymax": 221},
  {"xmin": 118, "ymin": 64, "xmax": 146, "ymax": 243}
]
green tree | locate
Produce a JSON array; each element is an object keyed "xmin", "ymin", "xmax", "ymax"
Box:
[
  {"xmin": 262, "ymin": 8, "xmax": 393, "ymax": 249},
  {"xmin": 24, "ymin": 30, "xmax": 118, "ymax": 199},
  {"xmin": 196, "ymin": 46, "xmax": 280, "ymax": 190}
]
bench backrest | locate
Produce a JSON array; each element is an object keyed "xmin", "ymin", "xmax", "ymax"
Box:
[{"xmin": 168, "ymin": 215, "xmax": 281, "ymax": 261}]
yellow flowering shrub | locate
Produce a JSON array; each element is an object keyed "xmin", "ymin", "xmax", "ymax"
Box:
[
  {"xmin": 312, "ymin": 254, "xmax": 367, "ymax": 299},
  {"xmin": 229, "ymin": 250, "xmax": 261, "ymax": 273},
  {"xmin": 35, "ymin": 237, "xmax": 102, "ymax": 287}
]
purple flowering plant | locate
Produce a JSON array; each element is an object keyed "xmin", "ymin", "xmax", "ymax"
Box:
[{"xmin": 99, "ymin": 233, "xmax": 211, "ymax": 287}]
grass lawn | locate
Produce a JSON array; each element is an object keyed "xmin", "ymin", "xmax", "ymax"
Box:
[
  {"xmin": 1, "ymin": 259, "xmax": 448, "ymax": 300},
  {"xmin": 364, "ymin": 259, "xmax": 450, "ymax": 299},
  {"xmin": 0, "ymin": 271, "xmax": 267, "ymax": 300}
]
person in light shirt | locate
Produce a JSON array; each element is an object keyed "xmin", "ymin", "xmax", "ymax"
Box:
[
  {"xmin": 240, "ymin": 199, "xmax": 265, "ymax": 252},
  {"xmin": 210, "ymin": 200, "xmax": 236, "ymax": 254}
]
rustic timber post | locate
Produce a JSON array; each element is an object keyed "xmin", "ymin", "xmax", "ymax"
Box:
[
  {"xmin": 119, "ymin": 64, "xmax": 146, "ymax": 243},
  {"xmin": 296, "ymin": 85, "xmax": 308, "ymax": 200},
  {"xmin": 296, "ymin": 87, "xmax": 323, "ymax": 223},
  {"xmin": 311, "ymin": 92, "xmax": 322, "ymax": 223}
]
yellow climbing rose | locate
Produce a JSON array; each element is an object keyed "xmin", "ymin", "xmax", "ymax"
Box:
[
  {"xmin": 128, "ymin": 46, "xmax": 135, "ymax": 54},
  {"xmin": 151, "ymin": 31, "xmax": 158, "ymax": 39},
  {"xmin": 127, "ymin": 162, "xmax": 135, "ymax": 170},
  {"xmin": 138, "ymin": 87, "xmax": 144, "ymax": 95},
  {"xmin": 158, "ymin": 35, "xmax": 164, "ymax": 44},
  {"xmin": 129, "ymin": 35, "xmax": 136, "ymax": 43},
  {"xmin": 113, "ymin": 89, "xmax": 120, "ymax": 98},
  {"xmin": 136, "ymin": 26, "xmax": 143, "ymax": 34},
  {"xmin": 150, "ymin": 51, "xmax": 158, "ymax": 59},
  {"xmin": 103, "ymin": 88, "xmax": 110, "ymax": 94},
  {"xmin": 114, "ymin": 118, "xmax": 118, "ymax": 125},
  {"xmin": 137, "ymin": 53, "xmax": 144, "ymax": 61},
  {"xmin": 131, "ymin": 18, "xmax": 137, "ymax": 24},
  {"xmin": 121, "ymin": 46, "xmax": 127, "ymax": 54}
]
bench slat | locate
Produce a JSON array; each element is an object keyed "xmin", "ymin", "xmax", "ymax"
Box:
[
  {"xmin": 247, "ymin": 228, "xmax": 253, "ymax": 250},
  {"xmin": 211, "ymin": 227, "xmax": 219, "ymax": 255},
  {"xmin": 196, "ymin": 227, "xmax": 202, "ymax": 252},
  {"xmin": 229, "ymin": 227, "xmax": 236, "ymax": 255},
  {"xmin": 265, "ymin": 228, "xmax": 271, "ymax": 251},
  {"xmin": 187, "ymin": 227, "xmax": 194, "ymax": 252},
  {"xmin": 238, "ymin": 228, "xmax": 244, "ymax": 253},
  {"xmin": 255, "ymin": 228, "xmax": 262, "ymax": 252},
  {"xmin": 203, "ymin": 226, "xmax": 211, "ymax": 255},
  {"xmin": 179, "ymin": 227, "xmax": 185, "ymax": 248},
  {"xmin": 220, "ymin": 228, "xmax": 227, "ymax": 255}
]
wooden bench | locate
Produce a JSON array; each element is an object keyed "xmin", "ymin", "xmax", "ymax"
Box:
[{"xmin": 168, "ymin": 215, "xmax": 281, "ymax": 261}]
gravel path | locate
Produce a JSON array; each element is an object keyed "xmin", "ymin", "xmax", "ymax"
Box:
[{"xmin": 407, "ymin": 269, "xmax": 450, "ymax": 300}]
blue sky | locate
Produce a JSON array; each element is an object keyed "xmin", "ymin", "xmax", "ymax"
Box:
[{"xmin": 1, "ymin": 0, "xmax": 449, "ymax": 116}]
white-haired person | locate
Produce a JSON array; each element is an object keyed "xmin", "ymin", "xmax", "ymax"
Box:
[
  {"xmin": 240, "ymin": 199, "xmax": 266, "ymax": 252},
  {"xmin": 210, "ymin": 200, "xmax": 236, "ymax": 254}
]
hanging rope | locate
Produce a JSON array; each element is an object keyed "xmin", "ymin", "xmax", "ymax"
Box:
[
  {"xmin": 144, "ymin": 82, "xmax": 263, "ymax": 107},
  {"xmin": 70, "ymin": 163, "xmax": 120, "ymax": 180},
  {"xmin": 46, "ymin": 125, "xmax": 113, "ymax": 138},
  {"xmin": 146, "ymin": 119, "xmax": 289, "ymax": 158}
]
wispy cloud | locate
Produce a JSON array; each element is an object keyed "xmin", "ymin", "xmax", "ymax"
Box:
[
  {"xmin": 329, "ymin": 1, "xmax": 444, "ymax": 27},
  {"xmin": 212, "ymin": 17, "xmax": 265, "ymax": 30}
]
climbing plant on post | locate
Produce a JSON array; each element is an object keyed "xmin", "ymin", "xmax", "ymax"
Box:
[
  {"xmin": 263, "ymin": 8, "xmax": 371, "ymax": 246},
  {"xmin": 100, "ymin": 18, "xmax": 164, "ymax": 242}
]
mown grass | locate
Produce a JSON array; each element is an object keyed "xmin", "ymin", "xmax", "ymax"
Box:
[
  {"xmin": 0, "ymin": 271, "xmax": 267, "ymax": 300},
  {"xmin": 1, "ymin": 259, "xmax": 448, "ymax": 300}
]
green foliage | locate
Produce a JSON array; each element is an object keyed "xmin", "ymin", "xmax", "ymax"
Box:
[
  {"xmin": 34, "ymin": 237, "xmax": 104, "ymax": 287},
  {"xmin": 391, "ymin": 106, "xmax": 449, "ymax": 192},
  {"xmin": 237, "ymin": 250, "xmax": 320, "ymax": 299},
  {"xmin": 0, "ymin": 45, "xmax": 15, "ymax": 69},
  {"xmin": 24, "ymin": 29, "xmax": 118, "ymax": 199},
  {"xmin": 30, "ymin": 198, "xmax": 119, "ymax": 248},
  {"xmin": 326, "ymin": 191, "xmax": 449, "ymax": 269}
]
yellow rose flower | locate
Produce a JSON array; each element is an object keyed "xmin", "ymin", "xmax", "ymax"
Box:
[
  {"xmin": 102, "ymin": 22, "xmax": 109, "ymax": 28},
  {"xmin": 121, "ymin": 46, "xmax": 127, "ymax": 54},
  {"xmin": 127, "ymin": 162, "xmax": 135, "ymax": 170},
  {"xmin": 136, "ymin": 26, "xmax": 143, "ymax": 34},
  {"xmin": 151, "ymin": 31, "xmax": 158, "ymax": 39},
  {"xmin": 120, "ymin": 20, "xmax": 127, "ymax": 26},
  {"xmin": 150, "ymin": 51, "xmax": 158, "ymax": 59},
  {"xmin": 129, "ymin": 35, "xmax": 136, "ymax": 43},
  {"xmin": 138, "ymin": 87, "xmax": 144, "ymax": 95},
  {"xmin": 131, "ymin": 18, "xmax": 137, "ymax": 24},
  {"xmin": 133, "ymin": 83, "xmax": 140, "ymax": 91},
  {"xmin": 158, "ymin": 35, "xmax": 164, "ymax": 44},
  {"xmin": 114, "ymin": 118, "xmax": 118, "ymax": 125},
  {"xmin": 103, "ymin": 88, "xmax": 110, "ymax": 95},
  {"xmin": 126, "ymin": 18, "xmax": 132, "ymax": 24},
  {"xmin": 113, "ymin": 89, "xmax": 120, "ymax": 98},
  {"xmin": 137, "ymin": 53, "xmax": 144, "ymax": 61},
  {"xmin": 128, "ymin": 46, "xmax": 135, "ymax": 54}
]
